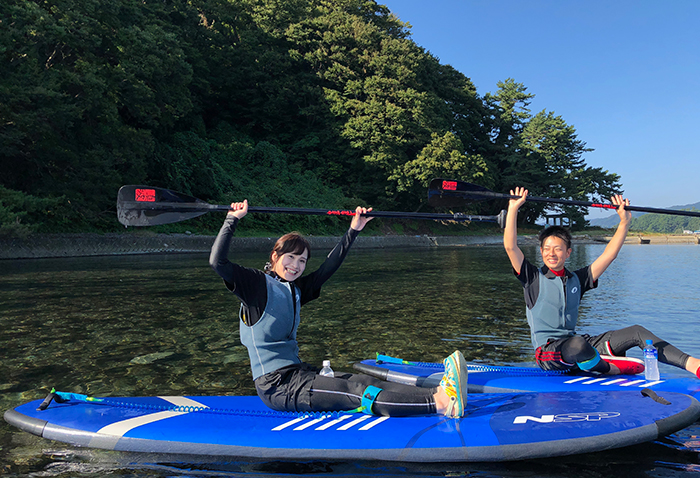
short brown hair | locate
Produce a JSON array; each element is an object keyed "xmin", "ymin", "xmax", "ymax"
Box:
[{"xmin": 538, "ymin": 225, "xmax": 572, "ymax": 249}]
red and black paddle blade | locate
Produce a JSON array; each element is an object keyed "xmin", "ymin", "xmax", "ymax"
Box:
[
  {"xmin": 117, "ymin": 185, "xmax": 215, "ymax": 227},
  {"xmin": 427, "ymin": 178, "xmax": 504, "ymax": 208}
]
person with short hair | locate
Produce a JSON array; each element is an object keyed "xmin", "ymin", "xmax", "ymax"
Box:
[{"xmin": 504, "ymin": 187, "xmax": 700, "ymax": 377}]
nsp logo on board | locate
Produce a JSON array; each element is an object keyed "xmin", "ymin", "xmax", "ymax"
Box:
[{"xmin": 513, "ymin": 412, "xmax": 621, "ymax": 424}]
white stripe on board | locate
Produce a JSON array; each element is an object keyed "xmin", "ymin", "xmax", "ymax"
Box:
[
  {"xmin": 273, "ymin": 414, "xmax": 383, "ymax": 432},
  {"xmin": 158, "ymin": 396, "xmax": 210, "ymax": 409},
  {"xmin": 97, "ymin": 410, "xmax": 188, "ymax": 437},
  {"xmin": 294, "ymin": 417, "xmax": 330, "ymax": 431},
  {"xmin": 359, "ymin": 416, "xmax": 390, "ymax": 430},
  {"xmin": 272, "ymin": 417, "xmax": 308, "ymax": 431},
  {"xmin": 619, "ymin": 380, "xmax": 647, "ymax": 387},
  {"xmin": 564, "ymin": 377, "xmax": 590, "ymax": 384},
  {"xmin": 562, "ymin": 376, "xmax": 666, "ymax": 388},
  {"xmin": 314, "ymin": 415, "xmax": 352, "ymax": 430},
  {"xmin": 95, "ymin": 396, "xmax": 208, "ymax": 438},
  {"xmin": 601, "ymin": 378, "xmax": 628, "ymax": 385},
  {"xmin": 338, "ymin": 415, "xmax": 372, "ymax": 430}
]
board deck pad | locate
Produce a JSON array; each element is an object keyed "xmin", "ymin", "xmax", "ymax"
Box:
[
  {"xmin": 355, "ymin": 359, "xmax": 700, "ymax": 397},
  {"xmin": 5, "ymin": 390, "xmax": 700, "ymax": 463}
]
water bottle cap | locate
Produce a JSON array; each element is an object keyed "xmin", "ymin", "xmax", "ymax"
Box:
[
  {"xmin": 322, "ymin": 360, "xmax": 330, "ymax": 367},
  {"xmin": 646, "ymin": 339, "xmax": 653, "ymax": 345}
]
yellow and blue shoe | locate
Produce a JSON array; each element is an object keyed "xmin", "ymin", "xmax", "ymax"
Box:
[{"xmin": 440, "ymin": 350, "xmax": 468, "ymax": 418}]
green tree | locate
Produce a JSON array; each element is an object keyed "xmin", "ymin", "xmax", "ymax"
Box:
[
  {"xmin": 516, "ymin": 111, "xmax": 621, "ymax": 227},
  {"xmin": 1, "ymin": 0, "xmax": 197, "ymax": 229},
  {"xmin": 399, "ymin": 131, "xmax": 491, "ymax": 207},
  {"xmin": 481, "ymin": 80, "xmax": 621, "ymax": 227},
  {"xmin": 483, "ymin": 78, "xmax": 534, "ymax": 187}
]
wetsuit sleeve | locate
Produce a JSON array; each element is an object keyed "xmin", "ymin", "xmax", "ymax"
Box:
[
  {"xmin": 574, "ymin": 265, "xmax": 598, "ymax": 299},
  {"xmin": 296, "ymin": 227, "xmax": 360, "ymax": 305},
  {"xmin": 513, "ymin": 257, "xmax": 540, "ymax": 310},
  {"xmin": 209, "ymin": 216, "xmax": 268, "ymax": 325}
]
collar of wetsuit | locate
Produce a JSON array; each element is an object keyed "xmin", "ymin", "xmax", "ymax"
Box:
[{"xmin": 550, "ymin": 268, "xmax": 566, "ymax": 277}]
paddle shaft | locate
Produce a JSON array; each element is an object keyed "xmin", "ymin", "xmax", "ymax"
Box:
[
  {"xmin": 118, "ymin": 200, "xmax": 504, "ymax": 224},
  {"xmin": 430, "ymin": 180, "xmax": 700, "ymax": 218},
  {"xmin": 477, "ymin": 191, "xmax": 700, "ymax": 217}
]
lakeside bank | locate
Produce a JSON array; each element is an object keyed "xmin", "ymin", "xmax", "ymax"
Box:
[{"xmin": 1, "ymin": 232, "xmax": 697, "ymax": 260}]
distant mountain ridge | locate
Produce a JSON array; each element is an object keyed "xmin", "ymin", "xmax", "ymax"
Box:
[{"xmin": 588, "ymin": 201, "xmax": 700, "ymax": 229}]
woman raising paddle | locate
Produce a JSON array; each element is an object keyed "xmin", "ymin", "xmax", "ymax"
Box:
[{"xmin": 210, "ymin": 200, "xmax": 467, "ymax": 417}]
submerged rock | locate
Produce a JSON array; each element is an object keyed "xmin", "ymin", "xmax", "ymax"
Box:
[{"xmin": 130, "ymin": 351, "xmax": 174, "ymax": 364}]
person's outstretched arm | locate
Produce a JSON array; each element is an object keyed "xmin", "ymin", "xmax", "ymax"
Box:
[
  {"xmin": 300, "ymin": 206, "xmax": 374, "ymax": 297},
  {"xmin": 209, "ymin": 200, "xmax": 249, "ymax": 285},
  {"xmin": 504, "ymin": 187, "xmax": 528, "ymax": 274},
  {"xmin": 209, "ymin": 199, "xmax": 266, "ymax": 299},
  {"xmin": 589, "ymin": 194, "xmax": 631, "ymax": 281}
]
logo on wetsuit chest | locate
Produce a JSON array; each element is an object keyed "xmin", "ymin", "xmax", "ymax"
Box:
[{"xmin": 513, "ymin": 412, "xmax": 620, "ymax": 424}]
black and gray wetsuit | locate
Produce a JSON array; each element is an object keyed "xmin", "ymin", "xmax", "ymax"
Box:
[{"xmin": 516, "ymin": 257, "xmax": 690, "ymax": 372}]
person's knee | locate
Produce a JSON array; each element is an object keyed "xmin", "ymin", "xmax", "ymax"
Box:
[
  {"xmin": 628, "ymin": 324, "xmax": 659, "ymax": 344},
  {"xmin": 564, "ymin": 337, "xmax": 602, "ymax": 371},
  {"xmin": 628, "ymin": 324, "xmax": 651, "ymax": 335},
  {"xmin": 559, "ymin": 336, "xmax": 596, "ymax": 364},
  {"xmin": 566, "ymin": 335, "xmax": 590, "ymax": 356}
]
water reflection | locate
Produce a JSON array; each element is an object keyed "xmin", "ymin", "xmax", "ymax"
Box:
[{"xmin": 2, "ymin": 244, "xmax": 700, "ymax": 477}]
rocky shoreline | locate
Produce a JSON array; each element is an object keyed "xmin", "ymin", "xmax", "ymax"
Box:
[
  {"xmin": 0, "ymin": 233, "xmax": 502, "ymax": 260},
  {"xmin": 0, "ymin": 232, "xmax": 696, "ymax": 260}
]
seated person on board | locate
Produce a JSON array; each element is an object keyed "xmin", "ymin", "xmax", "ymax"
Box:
[
  {"xmin": 503, "ymin": 186, "xmax": 700, "ymax": 377},
  {"xmin": 210, "ymin": 199, "xmax": 468, "ymax": 417}
]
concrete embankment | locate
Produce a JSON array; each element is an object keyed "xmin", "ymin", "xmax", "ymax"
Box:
[
  {"xmin": 0, "ymin": 233, "xmax": 505, "ymax": 260},
  {"xmin": 619, "ymin": 235, "xmax": 700, "ymax": 245},
  {"xmin": 1, "ymin": 233, "xmax": 696, "ymax": 260}
]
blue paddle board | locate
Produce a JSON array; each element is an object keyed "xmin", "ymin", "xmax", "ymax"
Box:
[
  {"xmin": 5, "ymin": 390, "xmax": 700, "ymax": 462},
  {"xmin": 354, "ymin": 356, "xmax": 700, "ymax": 397}
]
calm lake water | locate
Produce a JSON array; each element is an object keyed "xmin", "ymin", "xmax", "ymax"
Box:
[{"xmin": 1, "ymin": 242, "xmax": 700, "ymax": 477}]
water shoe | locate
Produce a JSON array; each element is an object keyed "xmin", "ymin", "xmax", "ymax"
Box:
[
  {"xmin": 440, "ymin": 350, "xmax": 468, "ymax": 418},
  {"xmin": 601, "ymin": 355, "xmax": 644, "ymax": 375}
]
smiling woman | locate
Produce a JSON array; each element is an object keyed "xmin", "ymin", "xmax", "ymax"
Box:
[
  {"xmin": 207, "ymin": 199, "xmax": 468, "ymax": 418},
  {"xmin": 266, "ymin": 232, "xmax": 310, "ymax": 281}
]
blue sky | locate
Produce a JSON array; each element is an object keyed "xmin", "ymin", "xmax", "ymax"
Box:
[{"xmin": 380, "ymin": 0, "xmax": 700, "ymax": 218}]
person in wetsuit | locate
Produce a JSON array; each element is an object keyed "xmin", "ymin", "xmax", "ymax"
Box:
[
  {"xmin": 210, "ymin": 199, "xmax": 468, "ymax": 417},
  {"xmin": 504, "ymin": 187, "xmax": 700, "ymax": 377}
]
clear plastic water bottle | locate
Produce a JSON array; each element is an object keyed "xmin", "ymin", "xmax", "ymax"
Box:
[
  {"xmin": 643, "ymin": 339, "xmax": 660, "ymax": 381},
  {"xmin": 319, "ymin": 360, "xmax": 334, "ymax": 377}
]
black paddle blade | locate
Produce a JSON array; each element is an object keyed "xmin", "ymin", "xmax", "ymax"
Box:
[
  {"xmin": 117, "ymin": 185, "xmax": 210, "ymax": 226},
  {"xmin": 427, "ymin": 178, "xmax": 501, "ymax": 207}
]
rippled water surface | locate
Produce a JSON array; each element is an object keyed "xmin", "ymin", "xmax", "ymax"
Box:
[{"xmin": 1, "ymin": 243, "xmax": 699, "ymax": 476}]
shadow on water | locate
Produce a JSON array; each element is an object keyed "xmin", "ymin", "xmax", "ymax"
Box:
[
  {"xmin": 6, "ymin": 432, "xmax": 700, "ymax": 477},
  {"xmin": 2, "ymin": 244, "xmax": 700, "ymax": 477}
]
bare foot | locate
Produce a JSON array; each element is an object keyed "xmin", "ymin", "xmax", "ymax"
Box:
[
  {"xmin": 686, "ymin": 357, "xmax": 700, "ymax": 377},
  {"xmin": 433, "ymin": 387, "xmax": 449, "ymax": 414}
]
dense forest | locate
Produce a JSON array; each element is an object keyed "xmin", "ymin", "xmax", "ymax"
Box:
[{"xmin": 1, "ymin": 0, "xmax": 624, "ymax": 236}]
